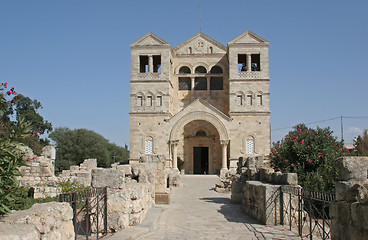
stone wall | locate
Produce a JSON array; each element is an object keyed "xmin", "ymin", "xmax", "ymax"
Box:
[
  {"xmin": 231, "ymin": 157, "xmax": 298, "ymax": 225},
  {"xmin": 60, "ymin": 158, "xmax": 97, "ymax": 186},
  {"xmin": 18, "ymin": 146, "xmax": 57, "ymax": 185},
  {"xmin": 91, "ymin": 155, "xmax": 179, "ymax": 232},
  {"xmin": 330, "ymin": 157, "xmax": 368, "ymax": 240},
  {"xmin": 0, "ymin": 202, "xmax": 74, "ymax": 240}
]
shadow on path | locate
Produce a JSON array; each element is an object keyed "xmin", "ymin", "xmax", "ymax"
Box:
[{"xmin": 199, "ymin": 197, "xmax": 260, "ymax": 224}]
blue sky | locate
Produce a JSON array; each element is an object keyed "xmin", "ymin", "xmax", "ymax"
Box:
[{"xmin": 1, "ymin": 0, "xmax": 367, "ymax": 147}]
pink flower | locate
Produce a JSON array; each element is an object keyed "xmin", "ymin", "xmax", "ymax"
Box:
[
  {"xmin": 291, "ymin": 163, "xmax": 294, "ymax": 167},
  {"xmin": 308, "ymin": 160, "xmax": 312, "ymax": 164},
  {"xmin": 339, "ymin": 148, "xmax": 342, "ymax": 151},
  {"xmin": 297, "ymin": 162, "xmax": 300, "ymax": 165},
  {"xmin": 323, "ymin": 149, "xmax": 325, "ymax": 151},
  {"xmin": 284, "ymin": 159, "xmax": 289, "ymax": 162},
  {"xmin": 326, "ymin": 134, "xmax": 329, "ymax": 136},
  {"xmin": 301, "ymin": 139, "xmax": 304, "ymax": 144}
]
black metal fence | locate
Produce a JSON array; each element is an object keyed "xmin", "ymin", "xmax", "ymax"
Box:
[
  {"xmin": 279, "ymin": 185, "xmax": 335, "ymax": 240},
  {"xmin": 59, "ymin": 187, "xmax": 108, "ymax": 240}
]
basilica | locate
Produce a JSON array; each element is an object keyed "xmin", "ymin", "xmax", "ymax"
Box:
[{"xmin": 129, "ymin": 30, "xmax": 270, "ymax": 174}]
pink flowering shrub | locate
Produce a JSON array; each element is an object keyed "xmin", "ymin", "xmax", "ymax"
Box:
[{"xmin": 270, "ymin": 124, "xmax": 346, "ymax": 192}]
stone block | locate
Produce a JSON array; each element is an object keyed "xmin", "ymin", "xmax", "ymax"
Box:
[
  {"xmin": 259, "ymin": 167, "xmax": 274, "ymax": 182},
  {"xmin": 335, "ymin": 156, "xmax": 368, "ymax": 182},
  {"xmin": 271, "ymin": 172, "xmax": 283, "ymax": 184},
  {"xmin": 0, "ymin": 223, "xmax": 39, "ymax": 240},
  {"xmin": 117, "ymin": 165, "xmax": 132, "ymax": 176},
  {"xmin": 91, "ymin": 168, "xmax": 125, "ymax": 189},
  {"xmin": 69, "ymin": 166, "xmax": 79, "ymax": 172},
  {"xmin": 281, "ymin": 173, "xmax": 298, "ymax": 185},
  {"xmin": 155, "ymin": 192, "xmax": 170, "ymax": 204}
]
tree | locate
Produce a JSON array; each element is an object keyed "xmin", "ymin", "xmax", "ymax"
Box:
[
  {"xmin": 50, "ymin": 127, "xmax": 129, "ymax": 171},
  {"xmin": 0, "ymin": 82, "xmax": 32, "ymax": 214},
  {"xmin": 270, "ymin": 124, "xmax": 348, "ymax": 192},
  {"xmin": 13, "ymin": 94, "xmax": 52, "ymax": 144},
  {"xmin": 353, "ymin": 130, "xmax": 368, "ymax": 156}
]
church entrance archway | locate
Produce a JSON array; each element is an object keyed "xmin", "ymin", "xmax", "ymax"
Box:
[{"xmin": 169, "ymin": 111, "xmax": 229, "ymax": 174}]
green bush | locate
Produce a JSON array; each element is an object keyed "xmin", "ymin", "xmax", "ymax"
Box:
[{"xmin": 270, "ymin": 124, "xmax": 348, "ymax": 192}]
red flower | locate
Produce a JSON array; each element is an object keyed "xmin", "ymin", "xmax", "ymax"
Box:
[
  {"xmin": 4, "ymin": 82, "xmax": 7, "ymax": 88},
  {"xmin": 284, "ymin": 159, "xmax": 288, "ymax": 162},
  {"xmin": 13, "ymin": 91, "xmax": 17, "ymax": 95},
  {"xmin": 6, "ymin": 91, "xmax": 11, "ymax": 95},
  {"xmin": 308, "ymin": 160, "xmax": 312, "ymax": 164}
]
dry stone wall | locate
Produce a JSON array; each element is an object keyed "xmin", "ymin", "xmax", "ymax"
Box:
[
  {"xmin": 60, "ymin": 158, "xmax": 97, "ymax": 186},
  {"xmin": 18, "ymin": 146, "xmax": 57, "ymax": 185},
  {"xmin": 330, "ymin": 157, "xmax": 368, "ymax": 240},
  {"xmin": 231, "ymin": 157, "xmax": 298, "ymax": 225},
  {"xmin": 0, "ymin": 202, "xmax": 74, "ymax": 240}
]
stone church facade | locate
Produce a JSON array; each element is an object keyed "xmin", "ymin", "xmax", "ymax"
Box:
[{"xmin": 129, "ymin": 30, "xmax": 270, "ymax": 174}]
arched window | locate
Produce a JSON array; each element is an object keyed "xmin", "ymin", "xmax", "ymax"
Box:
[
  {"xmin": 145, "ymin": 137, "xmax": 153, "ymax": 154},
  {"xmin": 257, "ymin": 94, "xmax": 263, "ymax": 105},
  {"xmin": 210, "ymin": 66, "xmax": 223, "ymax": 74},
  {"xmin": 246, "ymin": 137, "xmax": 255, "ymax": 154},
  {"xmin": 196, "ymin": 130, "xmax": 207, "ymax": 137},
  {"xmin": 136, "ymin": 93, "xmax": 144, "ymax": 106},
  {"xmin": 195, "ymin": 66, "xmax": 207, "ymax": 74},
  {"xmin": 179, "ymin": 66, "xmax": 191, "ymax": 74}
]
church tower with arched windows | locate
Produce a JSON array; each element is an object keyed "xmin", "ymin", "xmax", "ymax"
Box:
[{"xmin": 129, "ymin": 31, "xmax": 270, "ymax": 174}]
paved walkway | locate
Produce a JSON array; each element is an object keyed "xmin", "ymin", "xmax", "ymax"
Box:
[{"xmin": 135, "ymin": 175, "xmax": 299, "ymax": 240}]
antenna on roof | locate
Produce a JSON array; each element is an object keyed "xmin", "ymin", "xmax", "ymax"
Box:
[{"xmin": 199, "ymin": 4, "xmax": 202, "ymax": 32}]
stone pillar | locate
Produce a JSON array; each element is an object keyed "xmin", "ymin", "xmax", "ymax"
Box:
[
  {"xmin": 206, "ymin": 76, "xmax": 210, "ymax": 96},
  {"xmin": 148, "ymin": 55, "xmax": 153, "ymax": 73},
  {"xmin": 247, "ymin": 54, "xmax": 252, "ymax": 72},
  {"xmin": 191, "ymin": 77, "xmax": 195, "ymax": 96},
  {"xmin": 171, "ymin": 140, "xmax": 179, "ymax": 170},
  {"xmin": 220, "ymin": 140, "xmax": 229, "ymax": 170}
]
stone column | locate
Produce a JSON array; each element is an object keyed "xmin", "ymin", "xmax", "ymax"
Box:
[
  {"xmin": 247, "ymin": 54, "xmax": 252, "ymax": 72},
  {"xmin": 171, "ymin": 140, "xmax": 179, "ymax": 170},
  {"xmin": 148, "ymin": 55, "xmax": 153, "ymax": 73},
  {"xmin": 206, "ymin": 76, "xmax": 210, "ymax": 96},
  {"xmin": 191, "ymin": 77, "xmax": 195, "ymax": 96},
  {"xmin": 220, "ymin": 140, "xmax": 229, "ymax": 170}
]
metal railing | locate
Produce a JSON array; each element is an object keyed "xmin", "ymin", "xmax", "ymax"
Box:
[
  {"xmin": 59, "ymin": 187, "xmax": 108, "ymax": 240},
  {"xmin": 279, "ymin": 185, "xmax": 335, "ymax": 240}
]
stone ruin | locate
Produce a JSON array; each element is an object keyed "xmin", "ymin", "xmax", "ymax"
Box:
[
  {"xmin": 230, "ymin": 157, "xmax": 298, "ymax": 225},
  {"xmin": 13, "ymin": 145, "xmax": 181, "ymax": 234},
  {"xmin": 330, "ymin": 156, "xmax": 368, "ymax": 240},
  {"xmin": 59, "ymin": 158, "xmax": 97, "ymax": 186}
]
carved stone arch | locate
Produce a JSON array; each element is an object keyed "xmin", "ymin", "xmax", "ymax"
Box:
[
  {"xmin": 175, "ymin": 63, "xmax": 193, "ymax": 74},
  {"xmin": 193, "ymin": 62, "xmax": 209, "ymax": 73},
  {"xmin": 146, "ymin": 91, "xmax": 155, "ymax": 98},
  {"xmin": 246, "ymin": 90, "xmax": 255, "ymax": 98},
  {"xmin": 156, "ymin": 91, "xmax": 164, "ymax": 97},
  {"xmin": 191, "ymin": 126, "xmax": 210, "ymax": 137},
  {"xmin": 169, "ymin": 111, "xmax": 228, "ymax": 142},
  {"xmin": 136, "ymin": 91, "xmax": 145, "ymax": 98},
  {"xmin": 209, "ymin": 62, "xmax": 227, "ymax": 73}
]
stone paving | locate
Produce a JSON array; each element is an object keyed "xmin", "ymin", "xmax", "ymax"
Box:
[{"xmin": 137, "ymin": 175, "xmax": 300, "ymax": 240}]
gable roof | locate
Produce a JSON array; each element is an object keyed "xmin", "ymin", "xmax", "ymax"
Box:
[
  {"xmin": 168, "ymin": 98, "xmax": 231, "ymax": 123},
  {"xmin": 173, "ymin": 32, "xmax": 227, "ymax": 54},
  {"xmin": 228, "ymin": 30, "xmax": 269, "ymax": 45},
  {"xmin": 130, "ymin": 32, "xmax": 171, "ymax": 48}
]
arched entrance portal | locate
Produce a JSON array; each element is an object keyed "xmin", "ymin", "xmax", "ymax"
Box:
[
  {"xmin": 169, "ymin": 111, "xmax": 229, "ymax": 175},
  {"xmin": 183, "ymin": 120, "xmax": 221, "ymax": 174}
]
